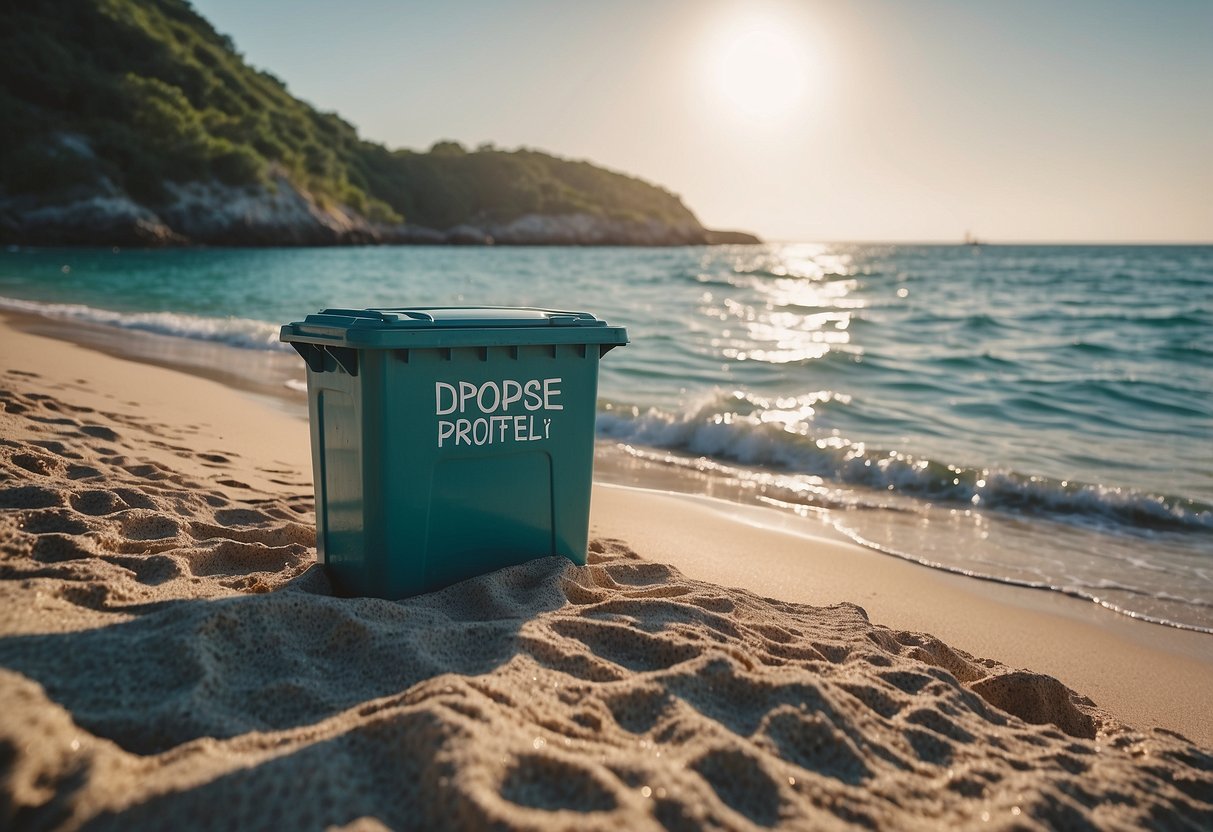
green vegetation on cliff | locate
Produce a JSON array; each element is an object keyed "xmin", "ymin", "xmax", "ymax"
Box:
[
  {"xmin": 0, "ymin": 0, "xmax": 704, "ymax": 234},
  {"xmin": 361, "ymin": 142, "xmax": 700, "ymax": 230},
  {"xmin": 0, "ymin": 0, "xmax": 378, "ymax": 212}
]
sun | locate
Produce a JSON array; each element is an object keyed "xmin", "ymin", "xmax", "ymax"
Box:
[{"xmin": 702, "ymin": 13, "xmax": 817, "ymax": 122}]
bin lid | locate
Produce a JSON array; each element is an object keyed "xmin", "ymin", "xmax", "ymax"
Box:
[{"xmin": 280, "ymin": 306, "xmax": 628, "ymax": 350}]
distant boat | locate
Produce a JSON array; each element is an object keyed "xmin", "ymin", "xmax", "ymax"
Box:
[{"xmin": 963, "ymin": 231, "xmax": 983, "ymax": 246}]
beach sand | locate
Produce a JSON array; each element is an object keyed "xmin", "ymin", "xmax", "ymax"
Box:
[{"xmin": 1, "ymin": 317, "xmax": 1211, "ymax": 829}]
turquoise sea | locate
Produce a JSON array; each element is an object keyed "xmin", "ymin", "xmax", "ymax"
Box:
[{"xmin": 2, "ymin": 243, "xmax": 1210, "ymax": 631}]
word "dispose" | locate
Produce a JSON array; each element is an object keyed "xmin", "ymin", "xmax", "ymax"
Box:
[{"xmin": 435, "ymin": 378, "xmax": 563, "ymax": 448}]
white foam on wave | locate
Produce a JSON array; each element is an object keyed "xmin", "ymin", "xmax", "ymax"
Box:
[
  {"xmin": 596, "ymin": 395, "xmax": 1213, "ymax": 533},
  {"xmin": 0, "ymin": 295, "xmax": 288, "ymax": 352}
]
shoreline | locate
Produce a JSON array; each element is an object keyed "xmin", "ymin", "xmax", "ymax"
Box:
[
  {"xmin": 7, "ymin": 304, "xmax": 1212, "ymax": 631},
  {"xmin": 1, "ymin": 312, "xmax": 1211, "ymax": 746},
  {"xmin": 3, "ymin": 314, "xmax": 1212, "ymax": 826}
]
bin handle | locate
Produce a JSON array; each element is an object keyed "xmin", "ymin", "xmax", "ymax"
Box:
[
  {"xmin": 290, "ymin": 342, "xmax": 359, "ymax": 376},
  {"xmin": 290, "ymin": 342, "xmax": 326, "ymax": 373},
  {"xmin": 317, "ymin": 308, "xmax": 434, "ymax": 324}
]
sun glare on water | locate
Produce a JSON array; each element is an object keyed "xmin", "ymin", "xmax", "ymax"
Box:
[{"xmin": 702, "ymin": 11, "xmax": 819, "ymax": 122}]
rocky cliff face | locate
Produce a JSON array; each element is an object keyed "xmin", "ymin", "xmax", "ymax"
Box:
[
  {"xmin": 0, "ymin": 171, "xmax": 373, "ymax": 247},
  {"xmin": 0, "ymin": 163, "xmax": 759, "ymax": 248},
  {"xmin": 159, "ymin": 177, "xmax": 378, "ymax": 246},
  {"xmin": 1, "ymin": 187, "xmax": 760, "ymax": 248}
]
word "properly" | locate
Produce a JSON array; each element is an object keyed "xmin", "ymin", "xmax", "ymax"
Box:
[{"xmin": 436, "ymin": 378, "xmax": 563, "ymax": 448}]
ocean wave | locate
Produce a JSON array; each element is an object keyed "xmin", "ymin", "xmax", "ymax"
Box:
[
  {"xmin": 0, "ymin": 296, "xmax": 287, "ymax": 352},
  {"xmin": 596, "ymin": 393, "xmax": 1213, "ymax": 535}
]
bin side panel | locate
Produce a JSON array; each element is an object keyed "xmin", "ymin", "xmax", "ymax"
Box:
[
  {"xmin": 424, "ymin": 451, "xmax": 554, "ymax": 591},
  {"xmin": 547, "ymin": 347, "xmax": 599, "ymax": 566},
  {"xmin": 357, "ymin": 350, "xmax": 390, "ymax": 591},
  {"xmin": 318, "ymin": 387, "xmax": 365, "ymax": 583},
  {"xmin": 306, "ymin": 378, "xmax": 327, "ymax": 565}
]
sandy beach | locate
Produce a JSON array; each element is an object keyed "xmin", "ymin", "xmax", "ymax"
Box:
[{"xmin": 2, "ymin": 313, "xmax": 1211, "ymax": 829}]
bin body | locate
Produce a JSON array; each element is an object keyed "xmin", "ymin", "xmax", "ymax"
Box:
[{"xmin": 280, "ymin": 307, "xmax": 627, "ymax": 598}]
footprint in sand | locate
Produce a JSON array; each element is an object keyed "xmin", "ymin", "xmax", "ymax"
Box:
[
  {"xmin": 31, "ymin": 439, "xmax": 84, "ymax": 460},
  {"xmin": 10, "ymin": 451, "xmax": 65, "ymax": 477},
  {"xmin": 66, "ymin": 464, "xmax": 103, "ymax": 480},
  {"xmin": 30, "ymin": 415, "xmax": 79, "ymax": 427},
  {"xmin": 29, "ymin": 532, "xmax": 96, "ymax": 564},
  {"xmin": 0, "ymin": 484, "xmax": 65, "ymax": 510},
  {"xmin": 69, "ymin": 490, "xmax": 134, "ymax": 516},
  {"xmin": 80, "ymin": 425, "xmax": 120, "ymax": 442}
]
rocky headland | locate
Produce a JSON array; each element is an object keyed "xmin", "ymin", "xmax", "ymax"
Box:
[
  {"xmin": 0, "ymin": 170, "xmax": 754, "ymax": 248},
  {"xmin": 0, "ymin": 3, "xmax": 759, "ymax": 249}
]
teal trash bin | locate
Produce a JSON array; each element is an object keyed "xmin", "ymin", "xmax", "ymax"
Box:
[{"xmin": 280, "ymin": 306, "xmax": 628, "ymax": 598}]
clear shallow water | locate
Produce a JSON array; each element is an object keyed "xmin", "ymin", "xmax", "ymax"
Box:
[{"xmin": 3, "ymin": 243, "xmax": 1211, "ymax": 631}]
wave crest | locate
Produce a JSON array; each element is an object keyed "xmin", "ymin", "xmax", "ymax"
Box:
[
  {"xmin": 0, "ymin": 296, "xmax": 286, "ymax": 352},
  {"xmin": 596, "ymin": 393, "xmax": 1212, "ymax": 534}
]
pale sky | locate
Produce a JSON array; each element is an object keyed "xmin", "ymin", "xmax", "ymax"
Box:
[{"xmin": 192, "ymin": 0, "xmax": 1212, "ymax": 242}]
